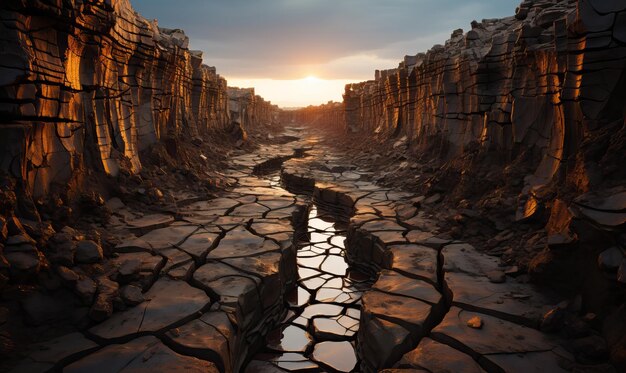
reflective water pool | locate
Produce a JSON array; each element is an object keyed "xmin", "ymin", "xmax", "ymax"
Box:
[{"xmin": 246, "ymin": 207, "xmax": 373, "ymax": 372}]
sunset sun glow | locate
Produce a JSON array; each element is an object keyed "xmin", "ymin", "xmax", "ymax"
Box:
[
  {"xmin": 304, "ymin": 75, "xmax": 319, "ymax": 83},
  {"xmin": 228, "ymin": 76, "xmax": 356, "ymax": 108}
]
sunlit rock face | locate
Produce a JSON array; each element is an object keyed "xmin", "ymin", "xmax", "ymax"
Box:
[
  {"xmin": 342, "ymin": 0, "xmax": 625, "ymax": 196},
  {"xmin": 0, "ymin": 0, "xmax": 233, "ymax": 197},
  {"xmin": 281, "ymin": 102, "xmax": 346, "ymax": 128},
  {"xmin": 228, "ymin": 87, "xmax": 279, "ymax": 133}
]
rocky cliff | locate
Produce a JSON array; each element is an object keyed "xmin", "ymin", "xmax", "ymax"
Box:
[
  {"xmin": 228, "ymin": 86, "xmax": 279, "ymax": 143},
  {"xmin": 343, "ymin": 0, "xmax": 626, "ymax": 180},
  {"xmin": 342, "ymin": 0, "xmax": 626, "ymax": 208},
  {"xmin": 0, "ymin": 0, "xmax": 279, "ymax": 202},
  {"xmin": 281, "ymin": 101, "xmax": 345, "ymax": 128}
]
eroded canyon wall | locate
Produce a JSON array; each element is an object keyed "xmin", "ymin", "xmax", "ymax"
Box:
[
  {"xmin": 228, "ymin": 87, "xmax": 279, "ymax": 137},
  {"xmin": 341, "ymin": 0, "xmax": 626, "ymax": 200},
  {"xmin": 281, "ymin": 101, "xmax": 345, "ymax": 128},
  {"xmin": 0, "ymin": 0, "xmax": 277, "ymax": 201}
]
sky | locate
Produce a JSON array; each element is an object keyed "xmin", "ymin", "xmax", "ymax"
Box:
[{"xmin": 133, "ymin": 0, "xmax": 520, "ymax": 107}]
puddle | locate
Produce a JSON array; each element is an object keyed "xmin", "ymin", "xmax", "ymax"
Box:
[{"xmin": 246, "ymin": 207, "xmax": 374, "ymax": 372}]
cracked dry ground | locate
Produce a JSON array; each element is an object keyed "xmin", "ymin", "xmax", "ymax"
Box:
[{"xmin": 12, "ymin": 126, "xmax": 574, "ymax": 373}]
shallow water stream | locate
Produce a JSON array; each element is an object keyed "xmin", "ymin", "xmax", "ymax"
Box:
[{"xmin": 246, "ymin": 204, "xmax": 373, "ymax": 372}]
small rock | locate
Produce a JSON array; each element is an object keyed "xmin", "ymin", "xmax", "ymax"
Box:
[
  {"xmin": 60, "ymin": 226, "xmax": 77, "ymax": 238},
  {"xmin": 97, "ymin": 277, "xmax": 119, "ymax": 297},
  {"xmin": 486, "ymin": 270, "xmax": 506, "ymax": 283},
  {"xmin": 423, "ymin": 193, "xmax": 441, "ymax": 204},
  {"xmin": 89, "ymin": 294, "xmax": 113, "ymax": 322},
  {"xmin": 393, "ymin": 136, "xmax": 407, "ymax": 148},
  {"xmin": 117, "ymin": 259, "xmax": 141, "ymax": 283},
  {"xmin": 397, "ymin": 205, "xmax": 417, "ymax": 220},
  {"xmin": 459, "ymin": 208, "xmax": 479, "ymax": 218},
  {"xmin": 5, "ymin": 234, "xmax": 36, "ymax": 246},
  {"xmin": 147, "ymin": 187, "xmax": 164, "ymax": 201},
  {"xmin": 105, "ymin": 198, "xmax": 125, "ymax": 211},
  {"xmin": 49, "ymin": 229, "xmax": 77, "ymax": 265},
  {"xmin": 4, "ymin": 251, "xmax": 41, "ymax": 278},
  {"xmin": 57, "ymin": 266, "xmax": 79, "ymax": 283},
  {"xmin": 120, "ymin": 284, "xmax": 144, "ymax": 306},
  {"xmin": 597, "ymin": 247, "xmax": 623, "ymax": 271},
  {"xmin": 88, "ymin": 277, "xmax": 119, "ymax": 321},
  {"xmin": 39, "ymin": 222, "xmax": 56, "ymax": 240},
  {"xmin": 75, "ymin": 277, "xmax": 97, "ymax": 304},
  {"xmin": 74, "ymin": 240, "xmax": 103, "ymax": 264},
  {"xmin": 411, "ymin": 196, "xmax": 426, "ymax": 205},
  {"xmin": 169, "ymin": 327, "xmax": 181, "ymax": 337},
  {"xmin": 467, "ymin": 316, "xmax": 483, "ymax": 329},
  {"xmin": 4, "ymin": 242, "xmax": 38, "ymax": 255}
]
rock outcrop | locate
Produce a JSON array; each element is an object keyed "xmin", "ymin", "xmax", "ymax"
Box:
[
  {"xmin": 0, "ymin": 0, "xmax": 279, "ymax": 201},
  {"xmin": 281, "ymin": 101, "xmax": 345, "ymax": 128},
  {"xmin": 228, "ymin": 87, "xmax": 279, "ymax": 130},
  {"xmin": 338, "ymin": 0, "xmax": 626, "ymax": 211},
  {"xmin": 0, "ymin": 0, "xmax": 281, "ymax": 286}
]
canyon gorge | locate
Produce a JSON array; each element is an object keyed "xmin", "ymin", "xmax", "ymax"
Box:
[{"xmin": 0, "ymin": 0, "xmax": 625, "ymax": 372}]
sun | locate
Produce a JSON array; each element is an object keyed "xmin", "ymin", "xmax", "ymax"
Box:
[{"xmin": 303, "ymin": 75, "xmax": 319, "ymax": 83}]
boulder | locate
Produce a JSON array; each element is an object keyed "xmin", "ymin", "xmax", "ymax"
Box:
[{"xmin": 75, "ymin": 240, "xmax": 104, "ymax": 264}]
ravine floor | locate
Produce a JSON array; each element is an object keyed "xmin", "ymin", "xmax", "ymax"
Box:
[{"xmin": 12, "ymin": 126, "xmax": 574, "ymax": 373}]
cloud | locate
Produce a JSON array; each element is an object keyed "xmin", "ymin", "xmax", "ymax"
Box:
[{"xmin": 132, "ymin": 0, "xmax": 521, "ymax": 80}]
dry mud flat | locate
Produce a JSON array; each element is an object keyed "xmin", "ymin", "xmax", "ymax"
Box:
[{"xmin": 10, "ymin": 127, "xmax": 585, "ymax": 373}]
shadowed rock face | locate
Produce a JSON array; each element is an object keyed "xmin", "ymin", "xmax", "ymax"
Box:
[
  {"xmin": 0, "ymin": 0, "xmax": 278, "ymax": 198},
  {"xmin": 340, "ymin": 0, "xmax": 625, "ymax": 175}
]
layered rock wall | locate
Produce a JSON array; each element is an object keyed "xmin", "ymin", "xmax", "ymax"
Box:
[
  {"xmin": 341, "ymin": 0, "xmax": 626, "ymax": 200},
  {"xmin": 0, "ymin": 0, "xmax": 268, "ymax": 200},
  {"xmin": 228, "ymin": 87, "xmax": 279, "ymax": 133},
  {"xmin": 281, "ymin": 101, "xmax": 345, "ymax": 129}
]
